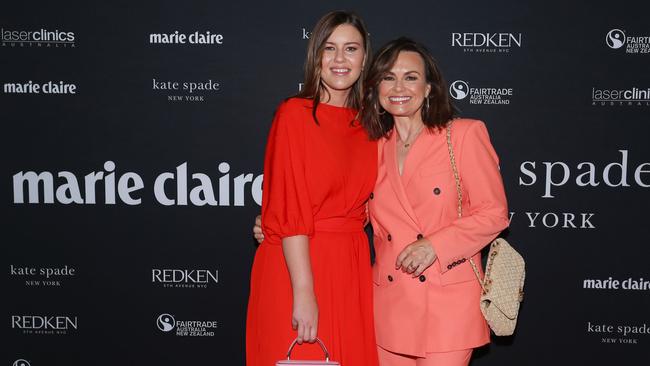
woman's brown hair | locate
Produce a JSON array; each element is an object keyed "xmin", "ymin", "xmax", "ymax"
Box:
[
  {"xmin": 296, "ymin": 11, "xmax": 371, "ymax": 124},
  {"xmin": 360, "ymin": 37, "xmax": 455, "ymax": 139}
]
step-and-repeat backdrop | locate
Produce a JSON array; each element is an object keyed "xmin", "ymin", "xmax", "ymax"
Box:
[{"xmin": 3, "ymin": 1, "xmax": 649, "ymax": 365}]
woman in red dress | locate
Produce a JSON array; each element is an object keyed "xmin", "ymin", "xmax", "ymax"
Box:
[{"xmin": 246, "ymin": 11, "xmax": 379, "ymax": 366}]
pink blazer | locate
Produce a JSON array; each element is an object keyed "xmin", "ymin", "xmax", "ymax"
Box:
[{"xmin": 368, "ymin": 119, "xmax": 509, "ymax": 356}]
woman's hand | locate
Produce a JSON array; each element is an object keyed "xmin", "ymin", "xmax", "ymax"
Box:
[
  {"xmin": 395, "ymin": 239, "xmax": 437, "ymax": 277},
  {"xmin": 253, "ymin": 215, "xmax": 264, "ymax": 243},
  {"xmin": 292, "ymin": 289, "xmax": 318, "ymax": 344}
]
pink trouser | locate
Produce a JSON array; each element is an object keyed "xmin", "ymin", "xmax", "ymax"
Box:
[{"xmin": 378, "ymin": 345, "xmax": 472, "ymax": 366}]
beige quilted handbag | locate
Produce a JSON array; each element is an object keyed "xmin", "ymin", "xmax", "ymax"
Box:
[{"xmin": 446, "ymin": 122, "xmax": 525, "ymax": 336}]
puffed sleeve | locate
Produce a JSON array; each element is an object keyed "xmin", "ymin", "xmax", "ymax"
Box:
[
  {"xmin": 427, "ymin": 120, "xmax": 509, "ymax": 273},
  {"xmin": 260, "ymin": 101, "xmax": 314, "ymax": 245}
]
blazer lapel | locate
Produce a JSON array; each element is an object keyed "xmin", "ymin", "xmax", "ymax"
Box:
[{"xmin": 384, "ymin": 131, "xmax": 422, "ymax": 228}]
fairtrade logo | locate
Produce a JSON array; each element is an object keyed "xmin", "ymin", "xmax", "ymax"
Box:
[
  {"xmin": 157, "ymin": 314, "xmax": 175, "ymax": 332},
  {"xmin": 449, "ymin": 80, "xmax": 469, "ymax": 100},
  {"xmin": 606, "ymin": 29, "xmax": 626, "ymax": 49},
  {"xmin": 13, "ymin": 360, "xmax": 30, "ymax": 366}
]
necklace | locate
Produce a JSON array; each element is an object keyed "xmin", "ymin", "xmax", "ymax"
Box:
[{"xmin": 398, "ymin": 125, "xmax": 425, "ymax": 149}]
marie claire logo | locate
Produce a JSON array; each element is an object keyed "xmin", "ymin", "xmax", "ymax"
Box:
[
  {"xmin": 10, "ymin": 264, "xmax": 76, "ymax": 287},
  {"xmin": 12, "ymin": 161, "xmax": 263, "ymax": 206},
  {"xmin": 152, "ymin": 268, "xmax": 218, "ymax": 289},
  {"xmin": 149, "ymin": 31, "xmax": 223, "ymax": 45},
  {"xmin": 3, "ymin": 81, "xmax": 77, "ymax": 95},
  {"xmin": 587, "ymin": 321, "xmax": 649, "ymax": 345},
  {"xmin": 449, "ymin": 80, "xmax": 513, "ymax": 105},
  {"xmin": 12, "ymin": 315, "xmax": 78, "ymax": 335},
  {"xmin": 606, "ymin": 28, "xmax": 650, "ymax": 54},
  {"xmin": 156, "ymin": 313, "xmax": 217, "ymax": 337},
  {"xmin": 152, "ymin": 78, "xmax": 220, "ymax": 103},
  {"xmin": 13, "ymin": 360, "xmax": 31, "ymax": 366},
  {"xmin": 1, "ymin": 27, "xmax": 75, "ymax": 48},
  {"xmin": 583, "ymin": 277, "xmax": 650, "ymax": 291},
  {"xmin": 592, "ymin": 87, "xmax": 650, "ymax": 106},
  {"xmin": 451, "ymin": 32, "xmax": 521, "ymax": 53}
]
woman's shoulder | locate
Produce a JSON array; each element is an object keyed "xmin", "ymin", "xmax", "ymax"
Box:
[
  {"xmin": 277, "ymin": 97, "xmax": 313, "ymax": 114},
  {"xmin": 450, "ymin": 118, "xmax": 486, "ymax": 132}
]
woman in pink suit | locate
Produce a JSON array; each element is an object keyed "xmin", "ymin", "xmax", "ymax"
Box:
[{"xmin": 359, "ymin": 38, "xmax": 509, "ymax": 366}]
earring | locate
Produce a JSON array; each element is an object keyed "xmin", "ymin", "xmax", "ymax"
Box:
[{"xmin": 425, "ymin": 96, "xmax": 430, "ymax": 111}]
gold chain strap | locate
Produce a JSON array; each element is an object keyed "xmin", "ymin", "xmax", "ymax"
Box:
[{"xmin": 445, "ymin": 122, "xmax": 488, "ymax": 293}]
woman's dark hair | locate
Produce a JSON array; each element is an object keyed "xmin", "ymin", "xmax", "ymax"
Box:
[
  {"xmin": 360, "ymin": 37, "xmax": 455, "ymax": 139},
  {"xmin": 295, "ymin": 10, "xmax": 371, "ymax": 124}
]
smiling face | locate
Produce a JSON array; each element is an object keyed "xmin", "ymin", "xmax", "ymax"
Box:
[
  {"xmin": 319, "ymin": 24, "xmax": 366, "ymax": 102},
  {"xmin": 378, "ymin": 51, "xmax": 431, "ymax": 119}
]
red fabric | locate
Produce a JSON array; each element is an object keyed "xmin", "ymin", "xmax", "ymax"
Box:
[{"xmin": 247, "ymin": 98, "xmax": 378, "ymax": 366}]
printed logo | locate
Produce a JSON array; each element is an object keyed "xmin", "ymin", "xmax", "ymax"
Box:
[
  {"xmin": 156, "ymin": 313, "xmax": 217, "ymax": 337},
  {"xmin": 591, "ymin": 87, "xmax": 650, "ymax": 106},
  {"xmin": 152, "ymin": 78, "xmax": 220, "ymax": 103},
  {"xmin": 10, "ymin": 265, "xmax": 76, "ymax": 287},
  {"xmin": 157, "ymin": 314, "xmax": 176, "ymax": 332},
  {"xmin": 451, "ymin": 32, "xmax": 522, "ymax": 53},
  {"xmin": 3, "ymin": 81, "xmax": 77, "ymax": 95},
  {"xmin": 11, "ymin": 315, "xmax": 78, "ymax": 335},
  {"xmin": 518, "ymin": 150, "xmax": 650, "ymax": 198},
  {"xmin": 13, "ymin": 360, "xmax": 31, "ymax": 366},
  {"xmin": 301, "ymin": 28, "xmax": 311, "ymax": 40},
  {"xmin": 152, "ymin": 268, "xmax": 219, "ymax": 289},
  {"xmin": 587, "ymin": 321, "xmax": 650, "ymax": 345},
  {"xmin": 606, "ymin": 29, "xmax": 626, "ymax": 49},
  {"xmin": 583, "ymin": 277, "xmax": 650, "ymax": 291},
  {"xmin": 12, "ymin": 161, "xmax": 263, "ymax": 206},
  {"xmin": 1, "ymin": 27, "xmax": 75, "ymax": 48},
  {"xmin": 149, "ymin": 31, "xmax": 223, "ymax": 45},
  {"xmin": 606, "ymin": 28, "xmax": 650, "ymax": 54},
  {"xmin": 449, "ymin": 79, "xmax": 513, "ymax": 105}
]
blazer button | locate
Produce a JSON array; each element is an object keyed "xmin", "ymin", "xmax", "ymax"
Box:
[
  {"xmin": 387, "ymin": 275, "xmax": 393, "ymax": 282},
  {"xmin": 433, "ymin": 187, "xmax": 441, "ymax": 195},
  {"xmin": 447, "ymin": 264, "xmax": 453, "ymax": 270},
  {"xmin": 417, "ymin": 234, "xmax": 423, "ymax": 240},
  {"xmin": 387, "ymin": 234, "xmax": 392, "ymax": 241},
  {"xmin": 370, "ymin": 192, "xmax": 374, "ymax": 199},
  {"xmin": 419, "ymin": 275, "xmax": 426, "ymax": 282}
]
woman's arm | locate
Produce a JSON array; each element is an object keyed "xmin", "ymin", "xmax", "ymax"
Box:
[{"xmin": 282, "ymin": 235, "xmax": 318, "ymax": 344}]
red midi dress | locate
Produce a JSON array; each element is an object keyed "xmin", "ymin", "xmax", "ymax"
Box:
[{"xmin": 246, "ymin": 98, "xmax": 378, "ymax": 366}]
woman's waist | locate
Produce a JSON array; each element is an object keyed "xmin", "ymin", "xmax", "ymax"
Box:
[{"xmin": 314, "ymin": 216, "xmax": 365, "ymax": 232}]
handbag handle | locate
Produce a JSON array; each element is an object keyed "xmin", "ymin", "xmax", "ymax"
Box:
[
  {"xmin": 286, "ymin": 337, "xmax": 331, "ymax": 362},
  {"xmin": 445, "ymin": 122, "xmax": 488, "ymax": 293}
]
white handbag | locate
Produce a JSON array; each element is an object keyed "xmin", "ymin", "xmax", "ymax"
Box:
[{"xmin": 276, "ymin": 338, "xmax": 340, "ymax": 366}]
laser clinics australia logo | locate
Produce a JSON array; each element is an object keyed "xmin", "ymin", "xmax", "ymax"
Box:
[
  {"xmin": 3, "ymin": 81, "xmax": 77, "ymax": 95},
  {"xmin": 11, "ymin": 315, "xmax": 78, "ymax": 335},
  {"xmin": 449, "ymin": 80, "xmax": 513, "ymax": 105},
  {"xmin": 12, "ymin": 161, "xmax": 263, "ymax": 206},
  {"xmin": 606, "ymin": 28, "xmax": 650, "ymax": 54},
  {"xmin": 156, "ymin": 313, "xmax": 217, "ymax": 337},
  {"xmin": 152, "ymin": 268, "xmax": 219, "ymax": 289},
  {"xmin": 587, "ymin": 321, "xmax": 650, "ymax": 345},
  {"xmin": 591, "ymin": 86, "xmax": 650, "ymax": 107},
  {"xmin": 10, "ymin": 265, "xmax": 76, "ymax": 287},
  {"xmin": 583, "ymin": 276, "xmax": 650, "ymax": 291},
  {"xmin": 451, "ymin": 32, "xmax": 522, "ymax": 53},
  {"xmin": 152, "ymin": 78, "xmax": 220, "ymax": 103},
  {"xmin": 149, "ymin": 31, "xmax": 223, "ymax": 45},
  {"xmin": 1, "ymin": 27, "xmax": 75, "ymax": 48},
  {"xmin": 14, "ymin": 360, "xmax": 31, "ymax": 366}
]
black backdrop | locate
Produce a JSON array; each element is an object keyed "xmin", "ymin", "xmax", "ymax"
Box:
[{"xmin": 3, "ymin": 1, "xmax": 649, "ymax": 365}]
